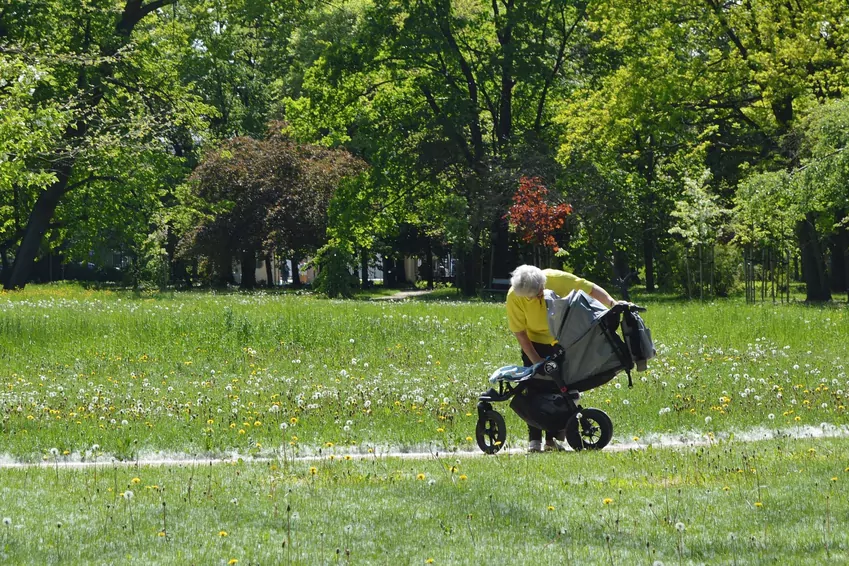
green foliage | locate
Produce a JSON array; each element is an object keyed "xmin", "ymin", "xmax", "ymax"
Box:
[{"xmin": 311, "ymin": 239, "xmax": 358, "ymax": 298}]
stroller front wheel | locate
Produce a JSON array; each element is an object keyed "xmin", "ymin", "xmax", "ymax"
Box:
[
  {"xmin": 475, "ymin": 410, "xmax": 507, "ymax": 454},
  {"xmin": 565, "ymin": 408, "xmax": 612, "ymax": 451}
]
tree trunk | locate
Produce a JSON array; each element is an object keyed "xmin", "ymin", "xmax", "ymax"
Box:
[
  {"xmin": 360, "ymin": 249, "xmax": 370, "ymax": 289},
  {"xmin": 240, "ymin": 250, "xmax": 257, "ymax": 290},
  {"xmin": 643, "ymin": 230, "xmax": 655, "ymax": 293},
  {"xmin": 424, "ymin": 238, "xmax": 434, "ymax": 290},
  {"xmin": 460, "ymin": 240, "xmax": 481, "ymax": 296},
  {"xmin": 796, "ymin": 212, "xmax": 831, "ymax": 302},
  {"xmin": 265, "ymin": 253, "xmax": 274, "ymax": 288},
  {"xmin": 830, "ymin": 209, "xmax": 848, "ymax": 294},
  {"xmin": 5, "ymin": 166, "xmax": 72, "ymax": 290},
  {"xmin": 291, "ymin": 257, "xmax": 302, "ymax": 289}
]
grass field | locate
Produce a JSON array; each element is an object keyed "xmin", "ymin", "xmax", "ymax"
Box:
[{"xmin": 1, "ymin": 283, "xmax": 848, "ymax": 563}]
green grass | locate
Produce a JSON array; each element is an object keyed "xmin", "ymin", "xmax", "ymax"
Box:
[
  {"xmin": 2, "ymin": 283, "xmax": 849, "ymax": 563},
  {"xmin": 1, "ymin": 283, "xmax": 847, "ymax": 460},
  {"xmin": 0, "ymin": 437, "xmax": 847, "ymax": 564}
]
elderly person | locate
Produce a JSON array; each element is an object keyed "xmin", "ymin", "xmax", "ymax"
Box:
[{"xmin": 507, "ymin": 265, "xmax": 619, "ymax": 452}]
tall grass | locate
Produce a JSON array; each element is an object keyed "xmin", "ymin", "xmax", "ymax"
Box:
[{"xmin": 0, "ymin": 283, "xmax": 846, "ymax": 460}]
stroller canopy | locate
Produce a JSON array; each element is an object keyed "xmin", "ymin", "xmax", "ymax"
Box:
[{"xmin": 544, "ymin": 290, "xmax": 632, "ymax": 392}]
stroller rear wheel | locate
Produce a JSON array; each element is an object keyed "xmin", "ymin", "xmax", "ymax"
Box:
[
  {"xmin": 565, "ymin": 408, "xmax": 612, "ymax": 451},
  {"xmin": 475, "ymin": 410, "xmax": 506, "ymax": 454}
]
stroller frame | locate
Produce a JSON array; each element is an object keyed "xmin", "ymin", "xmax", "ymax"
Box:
[{"xmin": 475, "ymin": 302, "xmax": 646, "ymax": 453}]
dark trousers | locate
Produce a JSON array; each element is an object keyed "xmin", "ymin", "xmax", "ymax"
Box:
[{"xmin": 521, "ymin": 342, "xmax": 564, "ymax": 443}]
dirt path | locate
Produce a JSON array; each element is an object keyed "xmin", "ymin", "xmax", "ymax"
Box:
[
  {"xmin": 2, "ymin": 425, "xmax": 846, "ymax": 470},
  {"xmin": 372, "ymin": 289, "xmax": 434, "ymax": 300}
]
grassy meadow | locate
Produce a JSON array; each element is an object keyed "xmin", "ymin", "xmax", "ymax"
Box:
[{"xmin": 1, "ymin": 283, "xmax": 848, "ymax": 564}]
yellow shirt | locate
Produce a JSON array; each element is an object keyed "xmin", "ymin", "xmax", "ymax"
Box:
[{"xmin": 506, "ymin": 269, "xmax": 595, "ymax": 344}]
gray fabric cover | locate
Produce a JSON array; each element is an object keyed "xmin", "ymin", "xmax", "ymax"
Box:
[{"xmin": 545, "ymin": 290, "xmax": 623, "ymax": 388}]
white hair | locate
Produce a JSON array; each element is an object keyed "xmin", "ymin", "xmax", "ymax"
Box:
[{"xmin": 510, "ymin": 265, "xmax": 546, "ymax": 297}]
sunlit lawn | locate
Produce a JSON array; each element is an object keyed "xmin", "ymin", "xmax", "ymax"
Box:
[
  {"xmin": 1, "ymin": 437, "xmax": 847, "ymax": 564},
  {"xmin": 1, "ymin": 283, "xmax": 848, "ymax": 563}
]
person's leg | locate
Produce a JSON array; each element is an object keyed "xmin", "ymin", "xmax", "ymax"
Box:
[{"xmin": 530, "ymin": 342, "xmax": 567, "ymax": 447}]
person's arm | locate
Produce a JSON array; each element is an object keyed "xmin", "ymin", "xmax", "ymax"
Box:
[
  {"xmin": 589, "ymin": 284, "xmax": 618, "ymax": 308},
  {"xmin": 513, "ymin": 330, "xmax": 544, "ymax": 364}
]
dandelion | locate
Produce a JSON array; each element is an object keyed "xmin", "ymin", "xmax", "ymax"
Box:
[
  {"xmin": 831, "ymin": 477, "xmax": 838, "ymax": 482},
  {"xmin": 49, "ymin": 447, "xmax": 59, "ymax": 457},
  {"xmin": 547, "ymin": 505, "xmax": 555, "ymax": 511},
  {"xmin": 754, "ymin": 502, "xmax": 763, "ymax": 508},
  {"xmin": 3, "ymin": 518, "xmax": 11, "ymax": 526},
  {"xmin": 344, "ymin": 525, "xmax": 353, "ymax": 534},
  {"xmin": 603, "ymin": 498, "xmax": 613, "ymax": 505},
  {"xmin": 768, "ymin": 414, "xmax": 775, "ymax": 420},
  {"xmin": 309, "ymin": 467, "xmax": 318, "ymax": 475},
  {"xmin": 675, "ymin": 522, "xmax": 685, "ymax": 532},
  {"xmin": 653, "ymin": 561, "xmax": 665, "ymax": 566},
  {"xmin": 633, "ymin": 436, "xmax": 640, "ymax": 442},
  {"xmin": 436, "ymin": 427, "xmax": 445, "ymax": 433},
  {"xmin": 416, "ymin": 473, "xmax": 426, "ymax": 481},
  {"xmin": 705, "ymin": 416, "xmax": 712, "ymax": 424},
  {"xmin": 131, "ymin": 477, "xmax": 141, "ymax": 484},
  {"xmin": 428, "ymin": 479, "xmax": 436, "ymax": 486},
  {"xmin": 459, "ymin": 475, "xmax": 467, "ymax": 481},
  {"xmin": 123, "ymin": 490, "xmax": 134, "ymax": 500},
  {"xmin": 425, "ymin": 559, "xmax": 434, "ymax": 564},
  {"xmin": 228, "ymin": 560, "xmax": 239, "ymax": 565},
  {"xmin": 219, "ymin": 530, "xmax": 228, "ymax": 537},
  {"xmin": 230, "ymin": 498, "xmax": 238, "ymax": 505}
]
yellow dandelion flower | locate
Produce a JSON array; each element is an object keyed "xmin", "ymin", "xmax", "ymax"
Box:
[
  {"xmin": 229, "ymin": 423, "xmax": 236, "ymax": 429},
  {"xmin": 465, "ymin": 436, "xmax": 473, "ymax": 442},
  {"xmin": 207, "ymin": 419, "xmax": 214, "ymax": 425},
  {"xmin": 417, "ymin": 473, "xmax": 426, "ymax": 481},
  {"xmin": 425, "ymin": 559, "xmax": 434, "ymax": 564},
  {"xmin": 547, "ymin": 505, "xmax": 555, "ymax": 511},
  {"xmin": 723, "ymin": 486, "xmax": 730, "ymax": 492},
  {"xmin": 436, "ymin": 428, "xmax": 445, "ymax": 433},
  {"xmin": 794, "ymin": 416, "xmax": 801, "ymax": 421},
  {"xmin": 309, "ymin": 466, "xmax": 318, "ymax": 475},
  {"xmin": 632, "ymin": 436, "xmax": 640, "ymax": 442},
  {"xmin": 344, "ymin": 455, "xmax": 352, "ymax": 461},
  {"xmin": 219, "ymin": 530, "xmax": 228, "ymax": 537},
  {"xmin": 459, "ymin": 475, "xmax": 467, "ymax": 481},
  {"xmin": 831, "ymin": 477, "xmax": 838, "ymax": 482},
  {"xmin": 131, "ymin": 477, "xmax": 141, "ymax": 484},
  {"xmin": 254, "ymin": 421, "xmax": 261, "ymax": 427},
  {"xmin": 158, "ymin": 531, "xmax": 166, "ymax": 537},
  {"xmin": 325, "ymin": 442, "xmax": 334, "ymax": 448},
  {"xmin": 603, "ymin": 498, "xmax": 613, "ymax": 505},
  {"xmin": 290, "ymin": 417, "xmax": 298, "ymax": 424},
  {"xmin": 754, "ymin": 501, "xmax": 763, "ymax": 508},
  {"xmin": 228, "ymin": 560, "xmax": 238, "ymax": 565},
  {"xmin": 238, "ymin": 429, "xmax": 245, "ymax": 435},
  {"xmin": 808, "ymin": 448, "xmax": 816, "ymax": 454}
]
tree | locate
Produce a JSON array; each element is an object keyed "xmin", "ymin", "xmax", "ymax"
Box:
[
  {"xmin": 178, "ymin": 128, "xmax": 365, "ymax": 288},
  {"xmin": 1, "ymin": 0, "xmax": 206, "ymax": 289},
  {"xmin": 285, "ymin": 0, "xmax": 592, "ymax": 294},
  {"xmin": 505, "ymin": 176, "xmax": 572, "ymax": 266}
]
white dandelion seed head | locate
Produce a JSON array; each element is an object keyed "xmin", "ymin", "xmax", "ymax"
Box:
[
  {"xmin": 768, "ymin": 413, "xmax": 775, "ymax": 420},
  {"xmin": 49, "ymin": 448, "xmax": 59, "ymax": 457},
  {"xmin": 123, "ymin": 490, "xmax": 134, "ymax": 500},
  {"xmin": 705, "ymin": 416, "xmax": 712, "ymax": 424},
  {"xmin": 349, "ymin": 338, "xmax": 355, "ymax": 344},
  {"xmin": 675, "ymin": 522, "xmax": 685, "ymax": 532},
  {"xmin": 343, "ymin": 524, "xmax": 353, "ymax": 534},
  {"xmin": 428, "ymin": 479, "xmax": 436, "ymax": 486},
  {"xmin": 2, "ymin": 518, "xmax": 11, "ymax": 526}
]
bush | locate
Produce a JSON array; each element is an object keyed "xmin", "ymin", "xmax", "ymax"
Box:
[{"xmin": 312, "ymin": 242, "xmax": 358, "ymax": 298}]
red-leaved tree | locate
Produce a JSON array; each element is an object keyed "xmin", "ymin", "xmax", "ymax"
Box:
[{"xmin": 506, "ymin": 176, "xmax": 572, "ymax": 252}]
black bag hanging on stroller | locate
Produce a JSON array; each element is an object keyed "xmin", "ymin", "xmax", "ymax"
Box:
[{"xmin": 475, "ymin": 290, "xmax": 655, "ymax": 453}]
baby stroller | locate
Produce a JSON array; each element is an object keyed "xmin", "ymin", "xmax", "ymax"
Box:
[{"xmin": 475, "ymin": 290, "xmax": 655, "ymax": 453}]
